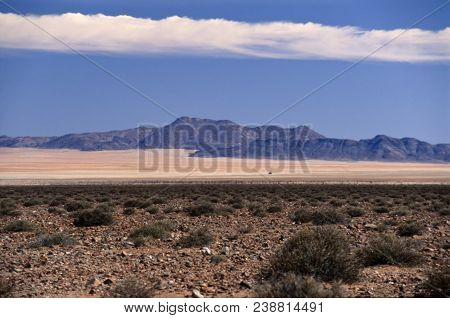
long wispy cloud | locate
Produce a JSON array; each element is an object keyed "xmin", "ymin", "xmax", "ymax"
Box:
[{"xmin": 0, "ymin": 13, "xmax": 449, "ymax": 62}]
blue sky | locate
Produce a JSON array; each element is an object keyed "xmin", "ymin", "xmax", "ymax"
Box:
[{"xmin": 0, "ymin": 0, "xmax": 449, "ymax": 143}]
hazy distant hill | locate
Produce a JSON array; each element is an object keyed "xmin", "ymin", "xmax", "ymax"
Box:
[{"xmin": 1, "ymin": 117, "xmax": 448, "ymax": 162}]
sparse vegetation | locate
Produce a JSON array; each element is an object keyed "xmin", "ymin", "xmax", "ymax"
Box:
[
  {"xmin": 177, "ymin": 227, "xmax": 213, "ymax": 248},
  {"xmin": 30, "ymin": 233, "xmax": 77, "ymax": 248},
  {"xmin": 256, "ymin": 274, "xmax": 343, "ymax": 298},
  {"xmin": 311, "ymin": 209, "xmax": 349, "ymax": 225},
  {"xmin": 129, "ymin": 220, "xmax": 175, "ymax": 240},
  {"xmin": 3, "ymin": 220, "xmax": 34, "ymax": 232},
  {"xmin": 360, "ymin": 234, "xmax": 422, "ymax": 266},
  {"xmin": 0, "ymin": 278, "xmax": 14, "ymax": 297},
  {"xmin": 111, "ymin": 279, "xmax": 154, "ymax": 298},
  {"xmin": 420, "ymin": 265, "xmax": 449, "ymax": 297},
  {"xmin": 73, "ymin": 208, "xmax": 114, "ymax": 227},
  {"xmin": 267, "ymin": 226, "xmax": 360, "ymax": 282},
  {"xmin": 397, "ymin": 221, "xmax": 424, "ymax": 237}
]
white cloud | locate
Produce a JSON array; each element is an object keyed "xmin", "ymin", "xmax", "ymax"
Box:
[{"xmin": 0, "ymin": 12, "xmax": 449, "ymax": 62}]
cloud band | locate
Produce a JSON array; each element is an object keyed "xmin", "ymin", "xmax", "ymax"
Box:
[{"xmin": 0, "ymin": 13, "xmax": 449, "ymax": 62}]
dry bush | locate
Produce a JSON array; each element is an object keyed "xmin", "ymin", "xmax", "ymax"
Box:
[
  {"xmin": 0, "ymin": 278, "xmax": 14, "ymax": 297},
  {"xmin": 111, "ymin": 279, "xmax": 154, "ymax": 298},
  {"xmin": 3, "ymin": 220, "xmax": 34, "ymax": 232},
  {"xmin": 256, "ymin": 274, "xmax": 343, "ymax": 298},
  {"xmin": 73, "ymin": 209, "xmax": 114, "ymax": 227},
  {"xmin": 177, "ymin": 227, "xmax": 213, "ymax": 248},
  {"xmin": 267, "ymin": 226, "xmax": 360, "ymax": 282},
  {"xmin": 396, "ymin": 221, "xmax": 424, "ymax": 237},
  {"xmin": 346, "ymin": 208, "xmax": 365, "ymax": 218},
  {"xmin": 360, "ymin": 234, "xmax": 422, "ymax": 266},
  {"xmin": 311, "ymin": 209, "xmax": 349, "ymax": 225},
  {"xmin": 420, "ymin": 265, "xmax": 449, "ymax": 297},
  {"xmin": 30, "ymin": 233, "xmax": 77, "ymax": 248},
  {"xmin": 289, "ymin": 209, "xmax": 314, "ymax": 224},
  {"xmin": 129, "ymin": 220, "xmax": 175, "ymax": 240}
]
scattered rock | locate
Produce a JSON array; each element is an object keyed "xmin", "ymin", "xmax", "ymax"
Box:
[
  {"xmin": 192, "ymin": 289, "xmax": 204, "ymax": 298},
  {"xmin": 201, "ymin": 247, "xmax": 211, "ymax": 255}
]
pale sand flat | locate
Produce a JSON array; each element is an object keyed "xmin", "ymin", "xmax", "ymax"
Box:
[{"xmin": 0, "ymin": 148, "xmax": 449, "ymax": 184}]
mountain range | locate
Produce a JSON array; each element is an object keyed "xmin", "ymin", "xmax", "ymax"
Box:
[{"xmin": 0, "ymin": 117, "xmax": 449, "ymax": 162}]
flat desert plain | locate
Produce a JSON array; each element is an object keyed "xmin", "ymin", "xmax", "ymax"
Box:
[{"xmin": 0, "ymin": 148, "xmax": 449, "ymax": 184}]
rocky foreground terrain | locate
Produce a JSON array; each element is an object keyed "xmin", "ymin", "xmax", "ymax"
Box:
[{"xmin": 0, "ymin": 184, "xmax": 448, "ymax": 298}]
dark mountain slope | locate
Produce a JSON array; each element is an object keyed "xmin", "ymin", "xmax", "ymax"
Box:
[{"xmin": 0, "ymin": 117, "xmax": 448, "ymax": 162}]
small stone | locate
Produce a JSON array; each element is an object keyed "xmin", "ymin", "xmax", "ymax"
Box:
[
  {"xmin": 201, "ymin": 247, "xmax": 211, "ymax": 255},
  {"xmin": 87, "ymin": 277, "xmax": 102, "ymax": 288},
  {"xmin": 103, "ymin": 278, "xmax": 114, "ymax": 285},
  {"xmin": 240, "ymin": 281, "xmax": 252, "ymax": 289},
  {"xmin": 364, "ymin": 223, "xmax": 377, "ymax": 229},
  {"xmin": 221, "ymin": 246, "xmax": 230, "ymax": 255},
  {"xmin": 192, "ymin": 289, "xmax": 204, "ymax": 298}
]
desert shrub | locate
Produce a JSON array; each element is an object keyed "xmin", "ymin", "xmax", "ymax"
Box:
[
  {"xmin": 397, "ymin": 221, "xmax": 424, "ymax": 237},
  {"xmin": 30, "ymin": 233, "xmax": 76, "ymax": 248},
  {"xmin": 0, "ymin": 278, "xmax": 14, "ymax": 297},
  {"xmin": 438, "ymin": 208, "xmax": 450, "ymax": 217},
  {"xmin": 266, "ymin": 205, "xmax": 282, "ymax": 214},
  {"xmin": 289, "ymin": 210, "xmax": 314, "ymax": 224},
  {"xmin": 359, "ymin": 234, "xmax": 422, "ymax": 266},
  {"xmin": 65, "ymin": 200, "xmax": 92, "ymax": 212},
  {"xmin": 374, "ymin": 206, "xmax": 389, "ymax": 214},
  {"xmin": 185, "ymin": 203, "xmax": 216, "ymax": 216},
  {"xmin": 111, "ymin": 279, "xmax": 154, "ymax": 298},
  {"xmin": 390, "ymin": 209, "xmax": 412, "ymax": 217},
  {"xmin": 210, "ymin": 255, "xmax": 227, "ymax": 265},
  {"xmin": 73, "ymin": 209, "xmax": 114, "ymax": 227},
  {"xmin": 129, "ymin": 221, "xmax": 175, "ymax": 240},
  {"xmin": 48, "ymin": 197, "xmax": 65, "ymax": 207},
  {"xmin": 123, "ymin": 207, "xmax": 135, "ymax": 215},
  {"xmin": 177, "ymin": 227, "xmax": 214, "ymax": 248},
  {"xmin": 267, "ymin": 226, "xmax": 360, "ymax": 282},
  {"xmin": 3, "ymin": 220, "xmax": 34, "ymax": 232},
  {"xmin": 152, "ymin": 197, "xmax": 166, "ymax": 204},
  {"xmin": 256, "ymin": 274, "xmax": 343, "ymax": 298},
  {"xmin": 146, "ymin": 206, "xmax": 159, "ymax": 214},
  {"xmin": 0, "ymin": 199, "xmax": 19, "ymax": 216},
  {"xmin": 123, "ymin": 199, "xmax": 140, "ymax": 208},
  {"xmin": 420, "ymin": 265, "xmax": 449, "ymax": 297},
  {"xmin": 347, "ymin": 208, "xmax": 365, "ymax": 218},
  {"xmin": 311, "ymin": 209, "xmax": 349, "ymax": 225},
  {"xmin": 47, "ymin": 206, "xmax": 65, "ymax": 214},
  {"xmin": 22, "ymin": 198, "xmax": 43, "ymax": 207}
]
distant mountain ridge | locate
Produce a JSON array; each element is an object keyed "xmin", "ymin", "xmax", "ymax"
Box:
[{"xmin": 0, "ymin": 117, "xmax": 449, "ymax": 162}]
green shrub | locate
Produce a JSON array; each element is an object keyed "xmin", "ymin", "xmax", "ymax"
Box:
[
  {"xmin": 0, "ymin": 199, "xmax": 19, "ymax": 216},
  {"xmin": 289, "ymin": 210, "xmax": 313, "ymax": 224},
  {"xmin": 360, "ymin": 234, "xmax": 422, "ymax": 266},
  {"xmin": 374, "ymin": 206, "xmax": 389, "ymax": 214},
  {"xmin": 73, "ymin": 209, "xmax": 114, "ymax": 227},
  {"xmin": 146, "ymin": 206, "xmax": 159, "ymax": 214},
  {"xmin": 3, "ymin": 220, "xmax": 34, "ymax": 232},
  {"xmin": 0, "ymin": 278, "xmax": 14, "ymax": 297},
  {"xmin": 23, "ymin": 198, "xmax": 43, "ymax": 207},
  {"xmin": 347, "ymin": 208, "xmax": 365, "ymax": 218},
  {"xmin": 266, "ymin": 205, "xmax": 282, "ymax": 214},
  {"xmin": 267, "ymin": 226, "xmax": 360, "ymax": 282},
  {"xmin": 185, "ymin": 203, "xmax": 216, "ymax": 216},
  {"xmin": 48, "ymin": 206, "xmax": 65, "ymax": 214},
  {"xmin": 311, "ymin": 209, "xmax": 349, "ymax": 225},
  {"xmin": 420, "ymin": 265, "xmax": 449, "ymax": 297},
  {"xmin": 123, "ymin": 207, "xmax": 135, "ymax": 215},
  {"xmin": 397, "ymin": 222, "xmax": 424, "ymax": 237},
  {"xmin": 256, "ymin": 274, "xmax": 343, "ymax": 298},
  {"xmin": 129, "ymin": 221, "xmax": 175, "ymax": 240},
  {"xmin": 111, "ymin": 279, "xmax": 154, "ymax": 298},
  {"xmin": 177, "ymin": 227, "xmax": 214, "ymax": 248},
  {"xmin": 65, "ymin": 200, "xmax": 92, "ymax": 212},
  {"xmin": 30, "ymin": 233, "xmax": 77, "ymax": 248}
]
